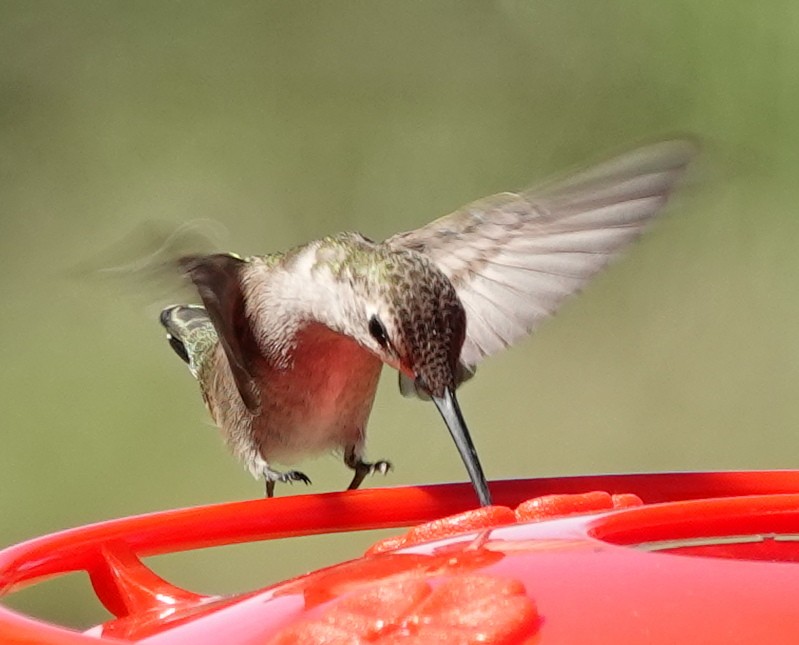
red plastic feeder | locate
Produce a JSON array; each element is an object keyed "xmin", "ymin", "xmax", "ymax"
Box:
[{"xmin": 3, "ymin": 471, "xmax": 799, "ymax": 643}]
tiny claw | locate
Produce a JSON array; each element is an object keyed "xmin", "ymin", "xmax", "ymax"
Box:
[
  {"xmin": 346, "ymin": 458, "xmax": 393, "ymax": 490},
  {"xmin": 373, "ymin": 460, "xmax": 393, "ymax": 475},
  {"xmin": 264, "ymin": 468, "xmax": 312, "ymax": 497},
  {"xmin": 282, "ymin": 470, "xmax": 312, "ymax": 486}
]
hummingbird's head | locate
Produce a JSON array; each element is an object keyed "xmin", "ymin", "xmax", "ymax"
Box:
[
  {"xmin": 360, "ymin": 254, "xmax": 467, "ymax": 399},
  {"xmin": 356, "ymin": 251, "xmax": 490, "ymax": 506},
  {"xmin": 159, "ymin": 304, "xmax": 218, "ymax": 380}
]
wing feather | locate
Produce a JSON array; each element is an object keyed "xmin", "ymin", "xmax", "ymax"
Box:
[{"xmin": 387, "ymin": 140, "xmax": 697, "ymax": 369}]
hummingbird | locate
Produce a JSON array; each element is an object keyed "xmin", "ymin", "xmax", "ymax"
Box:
[{"xmin": 159, "ymin": 140, "xmax": 696, "ymax": 506}]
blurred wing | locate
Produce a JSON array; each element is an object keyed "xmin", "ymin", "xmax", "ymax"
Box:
[
  {"xmin": 179, "ymin": 253, "xmax": 261, "ymax": 414},
  {"xmin": 387, "ymin": 140, "xmax": 697, "ymax": 369}
]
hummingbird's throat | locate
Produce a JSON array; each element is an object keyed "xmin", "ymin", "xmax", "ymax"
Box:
[
  {"xmin": 396, "ymin": 361, "xmax": 438, "ymax": 398},
  {"xmin": 398, "ymin": 360, "xmax": 415, "ymax": 381}
]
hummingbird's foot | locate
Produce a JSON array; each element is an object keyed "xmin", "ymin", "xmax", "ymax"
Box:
[
  {"xmin": 345, "ymin": 458, "xmax": 393, "ymax": 491},
  {"xmin": 263, "ymin": 469, "xmax": 312, "ymax": 498}
]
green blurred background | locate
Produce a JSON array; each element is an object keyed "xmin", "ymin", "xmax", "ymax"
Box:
[{"xmin": 3, "ymin": 0, "xmax": 799, "ymax": 630}]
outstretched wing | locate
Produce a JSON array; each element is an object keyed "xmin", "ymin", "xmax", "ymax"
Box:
[{"xmin": 387, "ymin": 140, "xmax": 697, "ymax": 370}]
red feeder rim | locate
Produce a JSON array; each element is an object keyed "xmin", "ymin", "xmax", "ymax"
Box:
[{"xmin": 3, "ymin": 471, "xmax": 799, "ymax": 644}]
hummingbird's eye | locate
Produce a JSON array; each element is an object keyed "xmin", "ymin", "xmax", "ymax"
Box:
[
  {"xmin": 167, "ymin": 334, "xmax": 191, "ymax": 364},
  {"xmin": 368, "ymin": 315, "xmax": 389, "ymax": 349}
]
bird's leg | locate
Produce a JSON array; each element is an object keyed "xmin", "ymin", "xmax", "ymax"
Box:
[
  {"xmin": 262, "ymin": 466, "xmax": 312, "ymax": 498},
  {"xmin": 344, "ymin": 445, "xmax": 392, "ymax": 491}
]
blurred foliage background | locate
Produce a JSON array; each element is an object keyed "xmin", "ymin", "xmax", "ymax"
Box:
[{"xmin": 3, "ymin": 0, "xmax": 799, "ymax": 630}]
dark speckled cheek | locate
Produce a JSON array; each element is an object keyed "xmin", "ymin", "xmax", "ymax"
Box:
[{"xmin": 391, "ymin": 256, "xmax": 466, "ymax": 395}]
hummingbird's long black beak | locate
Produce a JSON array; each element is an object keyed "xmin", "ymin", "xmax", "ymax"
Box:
[{"xmin": 432, "ymin": 387, "xmax": 492, "ymax": 507}]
